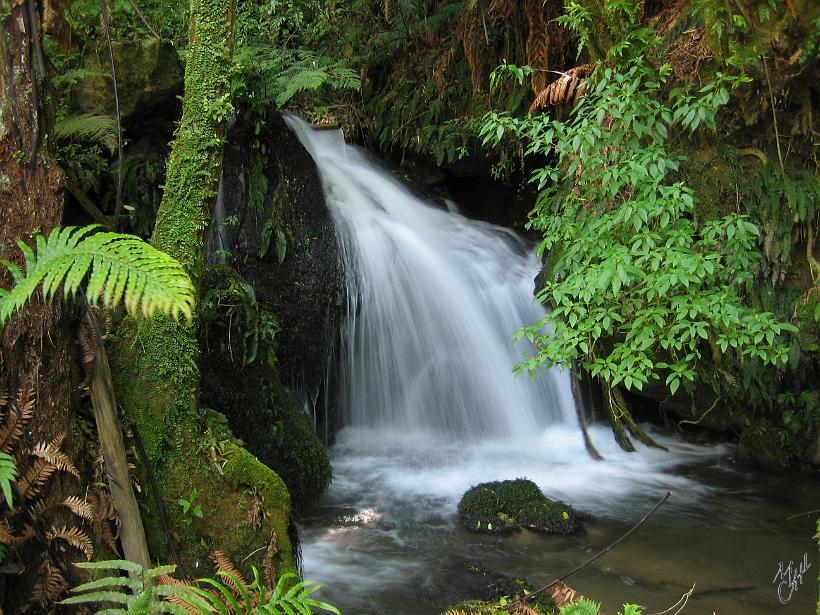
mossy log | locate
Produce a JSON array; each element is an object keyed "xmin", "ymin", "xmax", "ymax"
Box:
[{"xmin": 113, "ymin": 0, "xmax": 294, "ymax": 575}]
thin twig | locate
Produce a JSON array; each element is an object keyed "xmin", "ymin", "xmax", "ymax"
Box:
[
  {"xmin": 503, "ymin": 491, "xmax": 673, "ymax": 611},
  {"xmin": 785, "ymin": 509, "xmax": 820, "ymax": 521},
  {"xmin": 99, "ymin": 0, "xmax": 124, "ymax": 231},
  {"xmin": 648, "ymin": 582, "xmax": 695, "ymax": 615},
  {"xmin": 131, "ymin": 422, "xmax": 189, "ymax": 580},
  {"xmin": 126, "ymin": 0, "xmax": 160, "ymax": 39},
  {"xmin": 762, "ymin": 55, "xmax": 786, "ymax": 179}
]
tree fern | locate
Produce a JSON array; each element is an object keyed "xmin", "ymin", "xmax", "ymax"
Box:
[
  {"xmin": 234, "ymin": 47, "xmax": 361, "ymax": 109},
  {"xmin": 0, "ymin": 225, "xmax": 195, "ymax": 328},
  {"xmin": 54, "ymin": 113, "xmax": 119, "ymax": 155}
]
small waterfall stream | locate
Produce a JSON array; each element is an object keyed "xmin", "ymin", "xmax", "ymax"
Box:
[
  {"xmin": 281, "ymin": 115, "xmax": 819, "ymax": 615},
  {"xmin": 285, "ymin": 116, "xmax": 575, "ymax": 438}
]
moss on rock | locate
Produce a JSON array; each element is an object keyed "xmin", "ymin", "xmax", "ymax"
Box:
[
  {"xmin": 457, "ymin": 479, "xmax": 583, "ymax": 535},
  {"xmin": 517, "ymin": 500, "xmax": 580, "ymax": 535},
  {"xmin": 199, "ymin": 265, "xmax": 332, "ymax": 509}
]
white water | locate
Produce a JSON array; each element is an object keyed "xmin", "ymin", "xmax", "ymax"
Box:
[
  {"xmin": 285, "ymin": 116, "xmax": 576, "ymax": 438},
  {"xmin": 284, "ymin": 115, "xmax": 737, "ymax": 614}
]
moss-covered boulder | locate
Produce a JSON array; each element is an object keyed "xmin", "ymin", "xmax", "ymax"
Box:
[
  {"xmin": 457, "ymin": 479, "xmax": 582, "ymax": 535},
  {"xmin": 74, "ymin": 38, "xmax": 184, "ymax": 119},
  {"xmin": 198, "ymin": 265, "xmax": 332, "ymax": 509}
]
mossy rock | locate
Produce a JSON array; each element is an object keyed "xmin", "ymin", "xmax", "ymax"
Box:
[
  {"xmin": 517, "ymin": 500, "xmax": 580, "ymax": 535},
  {"xmin": 199, "ymin": 265, "xmax": 332, "ymax": 509},
  {"xmin": 73, "ymin": 38, "xmax": 184, "ymax": 119},
  {"xmin": 457, "ymin": 479, "xmax": 582, "ymax": 535}
]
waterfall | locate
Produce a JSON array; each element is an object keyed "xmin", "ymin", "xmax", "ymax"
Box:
[
  {"xmin": 206, "ymin": 172, "xmax": 229, "ymax": 265},
  {"xmin": 284, "ymin": 115, "xmax": 576, "ymax": 439}
]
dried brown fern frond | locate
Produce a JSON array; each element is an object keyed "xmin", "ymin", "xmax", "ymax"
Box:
[
  {"xmin": 444, "ymin": 610, "xmax": 472, "ymax": 615},
  {"xmin": 62, "ymin": 495, "xmax": 94, "ymax": 521},
  {"xmin": 31, "ymin": 434, "xmax": 79, "ymax": 478},
  {"xmin": 550, "ymin": 581, "xmax": 583, "ymax": 607},
  {"xmin": 28, "ymin": 561, "xmax": 69, "ymax": 608},
  {"xmin": 16, "ymin": 458, "xmax": 58, "ymax": 500},
  {"xmin": 46, "ymin": 525, "xmax": 93, "ymax": 560},
  {"xmin": 89, "ymin": 488, "xmax": 120, "ymax": 553},
  {"xmin": 524, "ymin": 0, "xmax": 549, "ymax": 94},
  {"xmin": 0, "ymin": 521, "xmax": 13, "ymax": 543},
  {"xmin": 156, "ymin": 575, "xmax": 204, "ymax": 614},
  {"xmin": 261, "ymin": 529, "xmax": 279, "ymax": 588},
  {"xmin": 11, "ymin": 522, "xmax": 36, "ymax": 546},
  {"xmin": 509, "ymin": 604, "xmax": 540, "ymax": 615},
  {"xmin": 0, "ymin": 385, "xmax": 35, "ymax": 453},
  {"xmin": 529, "ymin": 63, "xmax": 594, "ymax": 113},
  {"xmin": 211, "ymin": 550, "xmax": 249, "ymax": 594},
  {"xmin": 0, "ymin": 381, "xmax": 8, "ymax": 410},
  {"xmin": 27, "ymin": 497, "xmax": 59, "ymax": 520}
]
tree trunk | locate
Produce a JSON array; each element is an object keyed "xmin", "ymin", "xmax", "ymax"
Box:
[
  {"xmin": 113, "ymin": 0, "xmax": 296, "ymax": 574},
  {"xmin": 0, "ymin": 0, "xmax": 80, "ymax": 609}
]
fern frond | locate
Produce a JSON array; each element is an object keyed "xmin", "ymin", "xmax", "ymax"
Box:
[
  {"xmin": 0, "ymin": 451, "xmax": 18, "ymax": 507},
  {"xmin": 0, "ymin": 385, "xmax": 34, "ymax": 453},
  {"xmin": 29, "ymin": 561, "xmax": 69, "ymax": 607},
  {"xmin": 31, "ymin": 434, "xmax": 79, "ymax": 478},
  {"xmin": 16, "ymin": 458, "xmax": 57, "ymax": 500},
  {"xmin": 0, "ymin": 520, "xmax": 14, "ymax": 543},
  {"xmin": 54, "ymin": 113, "xmax": 118, "ymax": 154},
  {"xmin": 211, "ymin": 550, "xmax": 248, "ymax": 595},
  {"xmin": 559, "ymin": 598, "xmax": 601, "ymax": 615},
  {"xmin": 46, "ymin": 525, "xmax": 93, "ymax": 560},
  {"xmin": 0, "ymin": 225, "xmax": 195, "ymax": 328},
  {"xmin": 0, "ymin": 381, "xmax": 8, "ymax": 409},
  {"xmin": 63, "ymin": 495, "xmax": 94, "ymax": 521}
]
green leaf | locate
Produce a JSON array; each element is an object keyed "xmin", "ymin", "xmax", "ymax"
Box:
[{"xmin": 0, "ymin": 226, "xmax": 195, "ymax": 328}]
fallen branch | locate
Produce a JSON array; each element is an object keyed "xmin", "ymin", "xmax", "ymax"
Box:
[
  {"xmin": 502, "ymin": 491, "xmax": 673, "ymax": 611},
  {"xmin": 648, "ymin": 582, "xmax": 695, "ymax": 615}
]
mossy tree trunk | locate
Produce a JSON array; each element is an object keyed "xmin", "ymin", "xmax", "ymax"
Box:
[{"xmin": 113, "ymin": 0, "xmax": 295, "ymax": 573}]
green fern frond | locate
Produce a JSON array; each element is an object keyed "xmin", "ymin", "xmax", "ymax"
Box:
[
  {"xmin": 54, "ymin": 113, "xmax": 118, "ymax": 155},
  {"xmin": 0, "ymin": 451, "xmax": 18, "ymax": 508},
  {"xmin": 0, "ymin": 225, "xmax": 195, "ymax": 328},
  {"xmin": 560, "ymin": 599, "xmax": 602, "ymax": 615}
]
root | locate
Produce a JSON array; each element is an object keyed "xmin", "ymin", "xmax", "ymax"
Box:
[{"xmin": 570, "ymin": 365, "xmax": 602, "ymax": 461}]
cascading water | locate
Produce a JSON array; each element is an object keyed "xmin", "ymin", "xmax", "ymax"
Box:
[
  {"xmin": 285, "ymin": 116, "xmax": 575, "ymax": 438},
  {"xmin": 282, "ymin": 115, "xmax": 819, "ymax": 615}
]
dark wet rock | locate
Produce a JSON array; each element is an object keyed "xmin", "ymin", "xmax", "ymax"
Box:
[
  {"xmin": 441, "ymin": 561, "xmax": 557, "ymax": 614},
  {"xmin": 219, "ymin": 110, "xmax": 343, "ymax": 442},
  {"xmin": 457, "ymin": 479, "xmax": 583, "ymax": 535}
]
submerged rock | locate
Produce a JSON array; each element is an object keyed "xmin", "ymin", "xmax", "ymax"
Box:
[{"xmin": 457, "ymin": 479, "xmax": 582, "ymax": 535}]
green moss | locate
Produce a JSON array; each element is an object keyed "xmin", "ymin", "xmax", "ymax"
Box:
[
  {"xmin": 517, "ymin": 500, "xmax": 580, "ymax": 535},
  {"xmin": 199, "ymin": 265, "xmax": 331, "ymax": 509},
  {"xmin": 457, "ymin": 479, "xmax": 583, "ymax": 536},
  {"xmin": 110, "ymin": 0, "xmax": 297, "ymax": 577},
  {"xmin": 222, "ymin": 446, "xmax": 296, "ymax": 572}
]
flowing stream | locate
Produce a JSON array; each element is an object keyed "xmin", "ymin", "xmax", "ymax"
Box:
[{"xmin": 284, "ymin": 116, "xmax": 820, "ymax": 615}]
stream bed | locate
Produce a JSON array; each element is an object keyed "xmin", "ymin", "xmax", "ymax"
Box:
[{"xmin": 300, "ymin": 425, "xmax": 819, "ymax": 615}]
